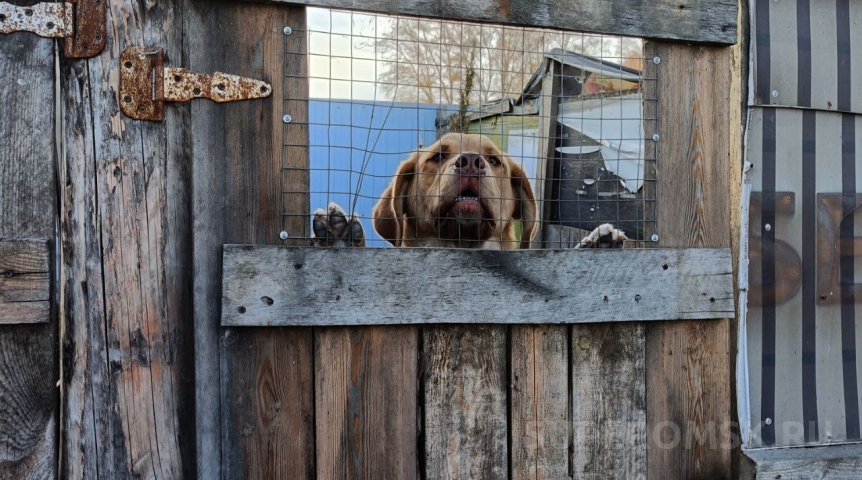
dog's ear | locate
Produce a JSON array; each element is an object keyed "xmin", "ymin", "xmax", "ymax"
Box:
[
  {"xmin": 509, "ymin": 160, "xmax": 538, "ymax": 249},
  {"xmin": 372, "ymin": 154, "xmax": 417, "ymax": 247}
]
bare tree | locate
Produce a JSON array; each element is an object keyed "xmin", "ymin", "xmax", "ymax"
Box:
[{"xmin": 374, "ymin": 18, "xmax": 642, "ymax": 105}]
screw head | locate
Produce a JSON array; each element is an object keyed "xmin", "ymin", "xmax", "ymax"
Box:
[
  {"xmin": 771, "ymin": 90, "xmax": 779, "ymax": 98},
  {"xmin": 765, "ymin": 417, "xmax": 773, "ymax": 425},
  {"xmin": 279, "ymin": 231, "xmax": 289, "ymax": 240},
  {"xmin": 653, "ymin": 56, "xmax": 661, "ymax": 64},
  {"xmin": 283, "ymin": 114, "xmax": 292, "ymax": 123},
  {"xmin": 651, "ymin": 234, "xmax": 659, "ymax": 242},
  {"xmin": 652, "ymin": 134, "xmax": 660, "ymax": 142},
  {"xmin": 764, "ymin": 223, "xmax": 772, "ymax": 232},
  {"xmin": 283, "ymin": 26, "xmax": 292, "ymax": 35}
]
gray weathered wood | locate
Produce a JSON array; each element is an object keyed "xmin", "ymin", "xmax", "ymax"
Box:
[
  {"xmin": 247, "ymin": 0, "xmax": 738, "ymax": 45},
  {"xmin": 184, "ymin": 4, "xmax": 315, "ymax": 479},
  {"xmin": 510, "ymin": 325, "xmax": 570, "ymax": 480},
  {"xmin": 571, "ymin": 323, "xmax": 646, "ymax": 479},
  {"xmin": 0, "ymin": 239, "xmax": 50, "ymax": 324},
  {"xmin": 60, "ymin": 1, "xmax": 194, "ymax": 478},
  {"xmin": 424, "ymin": 325, "xmax": 508, "ymax": 480},
  {"xmin": 0, "ymin": 3, "xmax": 57, "ymax": 476},
  {"xmin": 315, "ymin": 326, "xmax": 418, "ymax": 479},
  {"xmin": 644, "ymin": 42, "xmax": 733, "ymax": 479},
  {"xmin": 746, "ymin": 443, "xmax": 862, "ymax": 479},
  {"xmin": 222, "ymin": 246, "xmax": 734, "ymax": 326}
]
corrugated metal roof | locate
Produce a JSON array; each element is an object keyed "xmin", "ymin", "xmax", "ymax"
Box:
[{"xmin": 518, "ymin": 48, "xmax": 642, "ymax": 103}]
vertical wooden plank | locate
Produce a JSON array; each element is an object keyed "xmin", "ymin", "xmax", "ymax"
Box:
[
  {"xmin": 184, "ymin": 4, "xmax": 314, "ymax": 479},
  {"xmin": 644, "ymin": 42, "xmax": 733, "ymax": 480},
  {"xmin": 571, "ymin": 323, "xmax": 646, "ymax": 479},
  {"xmin": 60, "ymin": 2, "xmax": 195, "ymax": 479},
  {"xmin": 510, "ymin": 325, "xmax": 570, "ymax": 480},
  {"xmin": 0, "ymin": 1, "xmax": 57, "ymax": 477},
  {"xmin": 424, "ymin": 325, "xmax": 508, "ymax": 480},
  {"xmin": 315, "ymin": 326, "xmax": 418, "ymax": 479},
  {"xmin": 535, "ymin": 59, "xmax": 561, "ymax": 245}
]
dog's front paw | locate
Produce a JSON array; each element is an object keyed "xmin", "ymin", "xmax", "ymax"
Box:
[
  {"xmin": 311, "ymin": 202, "xmax": 366, "ymax": 247},
  {"xmin": 576, "ymin": 223, "xmax": 628, "ymax": 249}
]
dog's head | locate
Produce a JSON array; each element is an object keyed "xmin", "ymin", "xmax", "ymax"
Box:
[{"xmin": 372, "ymin": 133, "xmax": 538, "ymax": 249}]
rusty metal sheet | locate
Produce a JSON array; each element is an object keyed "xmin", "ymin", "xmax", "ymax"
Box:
[
  {"xmin": 63, "ymin": 0, "xmax": 106, "ymax": 58},
  {"xmin": 0, "ymin": 1, "xmax": 105, "ymax": 58},
  {"xmin": 119, "ymin": 46, "xmax": 165, "ymax": 121},
  {"xmin": 162, "ymin": 68, "xmax": 272, "ymax": 103},
  {"xmin": 0, "ymin": 2, "xmax": 67, "ymax": 37},
  {"xmin": 119, "ymin": 46, "xmax": 272, "ymax": 121}
]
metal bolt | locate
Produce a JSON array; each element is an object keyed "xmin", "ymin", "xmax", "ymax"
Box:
[
  {"xmin": 771, "ymin": 90, "xmax": 779, "ymax": 98},
  {"xmin": 765, "ymin": 417, "xmax": 773, "ymax": 426},
  {"xmin": 283, "ymin": 26, "xmax": 292, "ymax": 35},
  {"xmin": 283, "ymin": 114, "xmax": 292, "ymax": 123},
  {"xmin": 279, "ymin": 231, "xmax": 289, "ymax": 240},
  {"xmin": 653, "ymin": 56, "xmax": 661, "ymax": 64},
  {"xmin": 652, "ymin": 134, "xmax": 660, "ymax": 142},
  {"xmin": 764, "ymin": 223, "xmax": 772, "ymax": 232},
  {"xmin": 651, "ymin": 234, "xmax": 659, "ymax": 242}
]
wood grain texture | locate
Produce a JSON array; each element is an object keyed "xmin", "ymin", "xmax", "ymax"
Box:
[
  {"xmin": 315, "ymin": 326, "xmax": 418, "ymax": 479},
  {"xmin": 510, "ymin": 325, "xmax": 570, "ymax": 480},
  {"xmin": 571, "ymin": 323, "xmax": 646, "ymax": 479},
  {"xmin": 60, "ymin": 1, "xmax": 195, "ymax": 478},
  {"xmin": 644, "ymin": 42, "xmax": 733, "ymax": 480},
  {"xmin": 0, "ymin": 1, "xmax": 57, "ymax": 476},
  {"xmin": 746, "ymin": 443, "xmax": 862, "ymax": 479},
  {"xmin": 183, "ymin": 3, "xmax": 314, "ymax": 478},
  {"xmin": 222, "ymin": 246, "xmax": 734, "ymax": 326},
  {"xmin": 246, "ymin": 0, "xmax": 738, "ymax": 44},
  {"xmin": 220, "ymin": 328, "xmax": 315, "ymax": 480},
  {"xmin": 424, "ymin": 325, "xmax": 508, "ymax": 480},
  {"xmin": 0, "ymin": 239, "xmax": 50, "ymax": 324}
]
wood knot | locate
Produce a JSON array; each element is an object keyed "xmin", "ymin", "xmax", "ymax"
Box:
[{"xmin": 3, "ymin": 270, "xmax": 14, "ymax": 278}]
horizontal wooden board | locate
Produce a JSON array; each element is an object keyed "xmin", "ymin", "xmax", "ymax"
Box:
[
  {"xmin": 0, "ymin": 239, "xmax": 50, "ymax": 324},
  {"xmin": 252, "ymin": 0, "xmax": 737, "ymax": 44},
  {"xmin": 746, "ymin": 443, "xmax": 862, "ymax": 479},
  {"xmin": 222, "ymin": 246, "xmax": 734, "ymax": 326}
]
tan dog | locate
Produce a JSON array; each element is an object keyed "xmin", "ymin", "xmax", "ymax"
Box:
[
  {"xmin": 312, "ymin": 133, "xmax": 625, "ymax": 248},
  {"xmin": 371, "ymin": 133, "xmax": 537, "ymax": 249}
]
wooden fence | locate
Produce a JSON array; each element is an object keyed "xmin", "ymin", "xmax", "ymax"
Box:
[{"xmin": 0, "ymin": 1, "xmax": 743, "ymax": 479}]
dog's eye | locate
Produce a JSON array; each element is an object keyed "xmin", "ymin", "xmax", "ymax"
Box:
[
  {"xmin": 429, "ymin": 151, "xmax": 445, "ymax": 163},
  {"xmin": 487, "ymin": 155, "xmax": 501, "ymax": 166}
]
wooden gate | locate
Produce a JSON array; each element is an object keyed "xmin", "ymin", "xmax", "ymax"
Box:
[{"xmin": 0, "ymin": 1, "xmax": 743, "ymax": 479}]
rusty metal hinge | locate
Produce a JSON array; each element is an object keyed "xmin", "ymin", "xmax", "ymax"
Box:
[
  {"xmin": 0, "ymin": 0, "xmax": 106, "ymax": 58},
  {"xmin": 119, "ymin": 46, "xmax": 272, "ymax": 121}
]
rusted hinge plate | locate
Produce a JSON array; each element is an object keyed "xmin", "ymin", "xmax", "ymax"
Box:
[
  {"xmin": 120, "ymin": 46, "xmax": 272, "ymax": 121},
  {"xmin": 0, "ymin": 0, "xmax": 106, "ymax": 58}
]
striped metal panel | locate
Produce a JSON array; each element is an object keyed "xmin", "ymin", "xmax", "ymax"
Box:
[
  {"xmin": 745, "ymin": 106, "xmax": 862, "ymax": 448},
  {"xmin": 751, "ymin": 0, "xmax": 862, "ymax": 114}
]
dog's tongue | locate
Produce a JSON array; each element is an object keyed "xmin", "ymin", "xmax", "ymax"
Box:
[{"xmin": 451, "ymin": 197, "xmax": 483, "ymax": 218}]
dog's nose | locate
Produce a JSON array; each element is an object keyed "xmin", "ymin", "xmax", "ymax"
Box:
[{"xmin": 455, "ymin": 153, "xmax": 486, "ymax": 176}]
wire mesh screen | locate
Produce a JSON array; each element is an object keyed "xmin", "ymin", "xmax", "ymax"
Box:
[{"xmin": 282, "ymin": 8, "xmax": 658, "ymax": 248}]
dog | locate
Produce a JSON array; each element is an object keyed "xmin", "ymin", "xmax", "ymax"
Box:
[{"xmin": 312, "ymin": 133, "xmax": 626, "ymax": 249}]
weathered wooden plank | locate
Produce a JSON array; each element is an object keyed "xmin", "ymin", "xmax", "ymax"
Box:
[
  {"xmin": 535, "ymin": 59, "xmax": 561, "ymax": 247},
  {"xmin": 644, "ymin": 42, "xmax": 733, "ymax": 480},
  {"xmin": 183, "ymin": 4, "xmax": 315, "ymax": 479},
  {"xmin": 746, "ymin": 443, "xmax": 862, "ymax": 479},
  {"xmin": 315, "ymin": 326, "xmax": 418, "ymax": 479},
  {"xmin": 60, "ymin": 1, "xmax": 195, "ymax": 478},
  {"xmin": 424, "ymin": 325, "xmax": 508, "ymax": 480},
  {"xmin": 0, "ymin": 1, "xmax": 57, "ymax": 476},
  {"xmin": 222, "ymin": 246, "xmax": 734, "ymax": 326},
  {"xmin": 571, "ymin": 323, "xmax": 646, "ymax": 479},
  {"xmin": 246, "ymin": 0, "xmax": 738, "ymax": 45},
  {"xmin": 0, "ymin": 239, "xmax": 50, "ymax": 324},
  {"xmin": 510, "ymin": 325, "xmax": 570, "ymax": 480}
]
